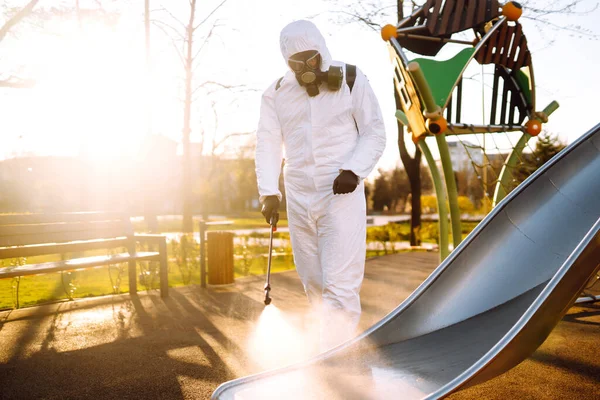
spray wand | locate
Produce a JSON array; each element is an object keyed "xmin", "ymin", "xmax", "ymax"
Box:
[{"xmin": 263, "ymin": 213, "xmax": 278, "ymax": 305}]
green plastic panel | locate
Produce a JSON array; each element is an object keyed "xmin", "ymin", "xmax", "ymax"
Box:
[
  {"xmin": 515, "ymin": 69, "xmax": 532, "ymax": 106},
  {"xmin": 412, "ymin": 48, "xmax": 475, "ymax": 109}
]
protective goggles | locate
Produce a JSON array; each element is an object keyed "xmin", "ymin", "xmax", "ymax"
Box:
[{"xmin": 288, "ymin": 51, "xmax": 321, "ymax": 72}]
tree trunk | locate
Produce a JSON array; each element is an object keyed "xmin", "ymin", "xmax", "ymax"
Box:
[
  {"xmin": 395, "ymin": 89, "xmax": 422, "ymax": 246},
  {"xmin": 143, "ymin": 0, "xmax": 158, "ymax": 232},
  {"xmin": 394, "ymin": 0, "xmax": 422, "ymax": 246},
  {"xmin": 182, "ymin": 0, "xmax": 196, "ymax": 233},
  {"xmin": 396, "ymin": 0, "xmax": 403, "ymax": 21}
]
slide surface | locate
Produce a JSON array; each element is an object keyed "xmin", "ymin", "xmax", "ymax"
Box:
[{"xmin": 212, "ymin": 125, "xmax": 600, "ymax": 399}]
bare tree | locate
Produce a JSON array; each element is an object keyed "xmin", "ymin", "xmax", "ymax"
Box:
[
  {"xmin": 394, "ymin": 1, "xmax": 425, "ymax": 245},
  {"xmin": 150, "ymin": 0, "xmax": 232, "ymax": 232},
  {"xmin": 0, "ymin": 0, "xmax": 40, "ymax": 88}
]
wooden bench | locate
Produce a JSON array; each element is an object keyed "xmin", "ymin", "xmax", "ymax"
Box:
[{"xmin": 0, "ymin": 212, "xmax": 169, "ymax": 307}]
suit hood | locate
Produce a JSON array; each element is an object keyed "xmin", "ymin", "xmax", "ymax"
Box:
[{"xmin": 279, "ymin": 20, "xmax": 332, "ymax": 71}]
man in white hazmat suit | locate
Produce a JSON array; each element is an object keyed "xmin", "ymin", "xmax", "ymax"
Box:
[{"xmin": 255, "ymin": 20, "xmax": 386, "ymax": 350}]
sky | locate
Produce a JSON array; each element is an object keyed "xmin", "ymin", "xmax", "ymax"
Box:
[{"xmin": 1, "ymin": 0, "xmax": 599, "ymax": 174}]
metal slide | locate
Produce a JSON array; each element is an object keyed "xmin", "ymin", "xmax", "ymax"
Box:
[{"xmin": 212, "ymin": 125, "xmax": 600, "ymax": 400}]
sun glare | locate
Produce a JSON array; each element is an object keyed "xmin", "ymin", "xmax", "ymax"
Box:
[
  {"xmin": 65, "ymin": 306, "xmax": 115, "ymax": 328},
  {"xmin": 28, "ymin": 23, "xmax": 153, "ymax": 164}
]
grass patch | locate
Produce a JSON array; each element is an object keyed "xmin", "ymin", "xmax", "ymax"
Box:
[
  {"xmin": 0, "ymin": 257, "xmax": 297, "ymax": 310},
  {"xmin": 0, "ymin": 238, "xmax": 296, "ymax": 310},
  {"xmin": 367, "ymin": 220, "xmax": 480, "ymax": 246},
  {"xmin": 0, "ymin": 267, "xmax": 133, "ymax": 310}
]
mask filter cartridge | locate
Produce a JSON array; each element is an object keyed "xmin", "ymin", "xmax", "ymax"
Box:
[{"xmin": 289, "ymin": 51, "xmax": 344, "ymax": 96}]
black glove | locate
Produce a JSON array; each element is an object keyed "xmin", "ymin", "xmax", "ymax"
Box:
[
  {"xmin": 333, "ymin": 170, "xmax": 359, "ymax": 195},
  {"xmin": 261, "ymin": 196, "xmax": 280, "ymax": 225}
]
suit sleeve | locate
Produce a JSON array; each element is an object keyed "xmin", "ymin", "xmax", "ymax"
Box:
[
  {"xmin": 341, "ymin": 67, "xmax": 387, "ymax": 179},
  {"xmin": 255, "ymin": 83, "xmax": 283, "ymax": 203}
]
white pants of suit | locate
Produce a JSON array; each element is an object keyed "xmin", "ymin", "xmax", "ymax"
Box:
[{"xmin": 286, "ymin": 181, "xmax": 366, "ymax": 351}]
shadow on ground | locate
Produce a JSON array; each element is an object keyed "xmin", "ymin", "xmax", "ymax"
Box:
[{"xmin": 0, "ymin": 287, "xmax": 268, "ymax": 400}]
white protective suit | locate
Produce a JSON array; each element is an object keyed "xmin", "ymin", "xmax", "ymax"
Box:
[{"xmin": 255, "ymin": 20, "xmax": 386, "ymax": 349}]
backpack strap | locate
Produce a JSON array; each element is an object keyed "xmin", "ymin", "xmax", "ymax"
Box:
[
  {"xmin": 346, "ymin": 64, "xmax": 356, "ymax": 93},
  {"xmin": 346, "ymin": 64, "xmax": 358, "ymax": 131},
  {"xmin": 275, "ymin": 76, "xmax": 284, "ymax": 91}
]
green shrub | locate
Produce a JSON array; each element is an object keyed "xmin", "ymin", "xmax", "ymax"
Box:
[
  {"xmin": 421, "ymin": 195, "xmax": 438, "ymax": 213},
  {"xmin": 457, "ymin": 196, "xmax": 475, "ymax": 213},
  {"xmin": 421, "ymin": 222, "xmax": 439, "ymax": 244}
]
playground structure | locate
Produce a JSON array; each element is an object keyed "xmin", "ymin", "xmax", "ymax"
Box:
[
  {"xmin": 385, "ymin": 0, "xmax": 558, "ymax": 260},
  {"xmin": 212, "ymin": 2, "xmax": 600, "ymax": 399}
]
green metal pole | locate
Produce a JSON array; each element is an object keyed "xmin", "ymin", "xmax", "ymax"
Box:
[
  {"xmin": 418, "ymin": 139, "xmax": 449, "ymax": 261},
  {"xmin": 408, "ymin": 62, "xmax": 438, "ymax": 113},
  {"xmin": 407, "ymin": 60, "xmax": 462, "ymax": 251},
  {"xmin": 542, "ymin": 101, "xmax": 560, "ymax": 117},
  {"xmin": 435, "ymin": 133, "xmax": 462, "ymax": 249},
  {"xmin": 493, "ymin": 101, "xmax": 558, "ymax": 206},
  {"xmin": 493, "ymin": 132, "xmax": 531, "ymax": 206}
]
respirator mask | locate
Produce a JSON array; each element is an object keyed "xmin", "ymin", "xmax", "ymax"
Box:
[{"xmin": 288, "ymin": 50, "xmax": 343, "ymax": 97}]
